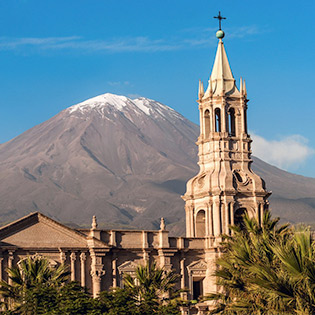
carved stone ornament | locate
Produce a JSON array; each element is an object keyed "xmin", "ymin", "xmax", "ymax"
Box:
[
  {"xmin": 91, "ymin": 269, "xmax": 105, "ymax": 279},
  {"xmin": 80, "ymin": 252, "xmax": 86, "ymax": 261},
  {"xmin": 187, "ymin": 260, "xmax": 207, "ymax": 276},
  {"xmin": 197, "ymin": 174, "xmax": 206, "ymax": 188},
  {"xmin": 233, "ymin": 170, "xmax": 252, "ymax": 186},
  {"xmin": 118, "ymin": 260, "xmax": 138, "ymax": 276}
]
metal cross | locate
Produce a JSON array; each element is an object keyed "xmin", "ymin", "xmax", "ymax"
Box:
[{"xmin": 214, "ymin": 11, "xmax": 226, "ymax": 30}]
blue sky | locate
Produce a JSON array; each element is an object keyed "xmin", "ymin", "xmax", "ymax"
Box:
[{"xmin": 0, "ymin": 0, "xmax": 314, "ymax": 177}]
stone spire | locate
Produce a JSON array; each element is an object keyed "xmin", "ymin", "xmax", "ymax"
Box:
[
  {"xmin": 204, "ymin": 38, "xmax": 239, "ymax": 97},
  {"xmin": 243, "ymin": 79, "xmax": 247, "ymax": 97},
  {"xmin": 198, "ymin": 80, "xmax": 204, "ymax": 99}
]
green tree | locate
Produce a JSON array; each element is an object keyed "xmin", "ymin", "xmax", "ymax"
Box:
[
  {"xmin": 0, "ymin": 255, "xmax": 69, "ymax": 314},
  {"xmin": 96, "ymin": 287, "xmax": 139, "ymax": 315},
  {"xmin": 123, "ymin": 261, "xmax": 182, "ymax": 314},
  {"xmin": 0, "ymin": 257, "xmax": 99, "ymax": 315},
  {"xmin": 207, "ymin": 210, "xmax": 294, "ymax": 314},
  {"xmin": 207, "ymin": 210, "xmax": 315, "ymax": 314},
  {"xmin": 0, "ymin": 256, "xmax": 183, "ymax": 314},
  {"xmin": 52, "ymin": 281, "xmax": 96, "ymax": 315}
]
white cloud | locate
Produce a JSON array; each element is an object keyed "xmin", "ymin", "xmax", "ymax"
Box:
[
  {"xmin": 127, "ymin": 93, "xmax": 142, "ymax": 99},
  {"xmin": 108, "ymin": 81, "xmax": 130, "ymax": 87},
  {"xmin": 228, "ymin": 25, "xmax": 267, "ymax": 38},
  {"xmin": 0, "ymin": 26, "xmax": 265, "ymax": 54},
  {"xmin": 0, "ymin": 36, "xmax": 183, "ymax": 53},
  {"xmin": 0, "ymin": 36, "xmax": 81, "ymax": 50},
  {"xmin": 251, "ymin": 132, "xmax": 315, "ymax": 170}
]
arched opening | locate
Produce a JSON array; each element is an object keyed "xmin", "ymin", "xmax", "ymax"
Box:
[
  {"xmin": 234, "ymin": 208, "xmax": 247, "ymax": 229},
  {"xmin": 204, "ymin": 110, "xmax": 210, "ymax": 137},
  {"xmin": 196, "ymin": 210, "xmax": 206, "ymax": 237},
  {"xmin": 215, "ymin": 108, "xmax": 221, "ymax": 132},
  {"xmin": 228, "ymin": 108, "xmax": 236, "ymax": 136},
  {"xmin": 244, "ymin": 109, "xmax": 248, "ymax": 134}
]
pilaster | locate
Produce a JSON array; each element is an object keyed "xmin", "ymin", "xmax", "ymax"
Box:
[
  {"xmin": 8, "ymin": 251, "xmax": 14, "ymax": 285},
  {"xmin": 70, "ymin": 251, "xmax": 76, "ymax": 281},
  {"xmin": 112, "ymin": 257, "xmax": 117, "ymax": 288},
  {"xmin": 0, "ymin": 256, "xmax": 3, "ymax": 282},
  {"xmin": 89, "ymin": 249, "xmax": 107, "ymax": 298},
  {"xmin": 158, "ymin": 249, "xmax": 176, "ymax": 271},
  {"xmin": 80, "ymin": 252, "xmax": 86, "ymax": 287},
  {"xmin": 204, "ymin": 248, "xmax": 219, "ymax": 295},
  {"xmin": 59, "ymin": 249, "xmax": 66, "ymax": 265}
]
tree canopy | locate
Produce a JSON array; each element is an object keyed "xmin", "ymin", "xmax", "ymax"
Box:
[
  {"xmin": 0, "ymin": 257, "xmax": 183, "ymax": 314},
  {"xmin": 207, "ymin": 210, "xmax": 315, "ymax": 314}
]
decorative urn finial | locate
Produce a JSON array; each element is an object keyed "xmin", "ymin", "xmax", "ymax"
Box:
[
  {"xmin": 91, "ymin": 215, "xmax": 98, "ymax": 230},
  {"xmin": 160, "ymin": 217, "xmax": 165, "ymax": 231}
]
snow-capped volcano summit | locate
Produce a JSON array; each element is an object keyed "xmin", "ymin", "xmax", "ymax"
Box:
[
  {"xmin": 68, "ymin": 93, "xmax": 182, "ymax": 121},
  {"xmin": 68, "ymin": 93, "xmax": 130, "ymax": 113}
]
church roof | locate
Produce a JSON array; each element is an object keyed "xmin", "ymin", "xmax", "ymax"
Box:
[
  {"xmin": 0, "ymin": 212, "xmax": 108, "ymax": 249},
  {"xmin": 204, "ymin": 39, "xmax": 240, "ymax": 97}
]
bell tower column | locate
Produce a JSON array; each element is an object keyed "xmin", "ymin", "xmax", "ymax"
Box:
[{"xmin": 182, "ymin": 20, "xmax": 271, "ymax": 295}]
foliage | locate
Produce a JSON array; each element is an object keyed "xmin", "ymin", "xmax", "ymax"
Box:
[
  {"xmin": 52, "ymin": 281, "xmax": 96, "ymax": 315},
  {"xmin": 0, "ymin": 256, "xmax": 99, "ymax": 314},
  {"xmin": 96, "ymin": 287, "xmax": 139, "ymax": 315},
  {"xmin": 0, "ymin": 255, "xmax": 69, "ymax": 314},
  {"xmin": 0, "ymin": 256, "xmax": 183, "ymax": 314},
  {"xmin": 123, "ymin": 261, "xmax": 182, "ymax": 314},
  {"xmin": 207, "ymin": 210, "xmax": 315, "ymax": 314}
]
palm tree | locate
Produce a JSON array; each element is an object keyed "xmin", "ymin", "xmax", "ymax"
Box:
[
  {"xmin": 123, "ymin": 261, "xmax": 181, "ymax": 314},
  {"xmin": 0, "ymin": 255, "xmax": 69, "ymax": 313},
  {"xmin": 256, "ymin": 228, "xmax": 315, "ymax": 314},
  {"xmin": 207, "ymin": 210, "xmax": 295, "ymax": 314}
]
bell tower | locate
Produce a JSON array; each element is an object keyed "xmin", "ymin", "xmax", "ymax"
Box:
[{"xmin": 183, "ymin": 21, "xmax": 270, "ymax": 240}]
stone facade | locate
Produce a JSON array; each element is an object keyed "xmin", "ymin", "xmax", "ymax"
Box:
[
  {"xmin": 0, "ymin": 212, "xmax": 208, "ymax": 300},
  {"xmin": 0, "ymin": 32, "xmax": 269, "ymax": 312}
]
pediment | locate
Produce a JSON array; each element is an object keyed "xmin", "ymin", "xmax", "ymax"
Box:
[
  {"xmin": 118, "ymin": 260, "xmax": 138, "ymax": 274},
  {"xmin": 0, "ymin": 212, "xmax": 88, "ymax": 249},
  {"xmin": 187, "ymin": 260, "xmax": 207, "ymax": 272}
]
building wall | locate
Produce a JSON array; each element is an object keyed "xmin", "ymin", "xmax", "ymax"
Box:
[{"xmin": 0, "ymin": 217, "xmax": 213, "ymax": 299}]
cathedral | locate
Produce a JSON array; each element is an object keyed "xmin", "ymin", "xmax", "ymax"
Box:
[{"xmin": 0, "ymin": 23, "xmax": 270, "ymax": 312}]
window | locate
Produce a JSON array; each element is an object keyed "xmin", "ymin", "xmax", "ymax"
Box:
[
  {"xmin": 234, "ymin": 208, "xmax": 247, "ymax": 229},
  {"xmin": 196, "ymin": 210, "xmax": 206, "ymax": 237},
  {"xmin": 244, "ymin": 109, "xmax": 248, "ymax": 134},
  {"xmin": 204, "ymin": 110, "xmax": 210, "ymax": 137},
  {"xmin": 215, "ymin": 108, "xmax": 221, "ymax": 132},
  {"xmin": 228, "ymin": 108, "xmax": 236, "ymax": 136}
]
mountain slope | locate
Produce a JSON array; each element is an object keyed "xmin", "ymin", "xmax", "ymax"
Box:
[
  {"xmin": 0, "ymin": 93, "xmax": 314, "ymax": 234},
  {"xmin": 0, "ymin": 94, "xmax": 199, "ymax": 231}
]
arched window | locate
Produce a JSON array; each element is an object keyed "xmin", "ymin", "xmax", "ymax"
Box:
[
  {"xmin": 204, "ymin": 110, "xmax": 210, "ymax": 137},
  {"xmin": 244, "ymin": 109, "xmax": 248, "ymax": 134},
  {"xmin": 234, "ymin": 208, "xmax": 247, "ymax": 229},
  {"xmin": 196, "ymin": 210, "xmax": 206, "ymax": 237},
  {"xmin": 228, "ymin": 108, "xmax": 236, "ymax": 136},
  {"xmin": 215, "ymin": 108, "xmax": 221, "ymax": 132}
]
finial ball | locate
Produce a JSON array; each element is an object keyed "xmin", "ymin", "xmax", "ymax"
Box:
[{"xmin": 216, "ymin": 30, "xmax": 225, "ymax": 39}]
